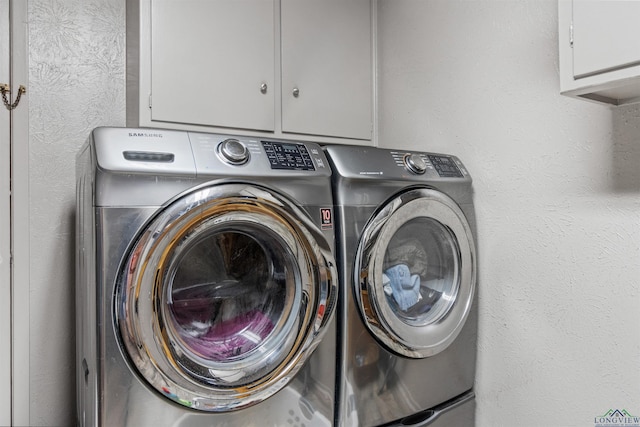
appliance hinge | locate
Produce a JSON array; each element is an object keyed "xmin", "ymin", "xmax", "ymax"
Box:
[
  {"xmin": 148, "ymin": 94, "xmax": 152, "ymax": 109},
  {"xmin": 569, "ymin": 22, "xmax": 574, "ymax": 48}
]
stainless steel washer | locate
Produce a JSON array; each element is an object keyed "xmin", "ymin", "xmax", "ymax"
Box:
[
  {"xmin": 76, "ymin": 127, "xmax": 338, "ymax": 426},
  {"xmin": 325, "ymin": 145, "xmax": 477, "ymax": 427}
]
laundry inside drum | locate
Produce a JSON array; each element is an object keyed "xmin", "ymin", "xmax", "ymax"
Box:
[
  {"xmin": 167, "ymin": 230, "xmax": 289, "ymax": 361},
  {"xmin": 382, "ymin": 217, "xmax": 459, "ymax": 325}
]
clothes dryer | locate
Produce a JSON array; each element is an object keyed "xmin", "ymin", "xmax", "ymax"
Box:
[
  {"xmin": 325, "ymin": 145, "xmax": 477, "ymax": 427},
  {"xmin": 76, "ymin": 127, "xmax": 337, "ymax": 426}
]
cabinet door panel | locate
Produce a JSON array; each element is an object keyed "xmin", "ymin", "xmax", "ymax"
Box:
[
  {"xmin": 151, "ymin": 0, "xmax": 275, "ymax": 131},
  {"xmin": 281, "ymin": 0, "xmax": 372, "ymax": 140},
  {"xmin": 573, "ymin": 0, "xmax": 640, "ymax": 78}
]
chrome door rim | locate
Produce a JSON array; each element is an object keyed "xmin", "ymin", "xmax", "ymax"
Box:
[
  {"xmin": 115, "ymin": 183, "xmax": 337, "ymax": 411},
  {"xmin": 354, "ymin": 187, "xmax": 476, "ymax": 359}
]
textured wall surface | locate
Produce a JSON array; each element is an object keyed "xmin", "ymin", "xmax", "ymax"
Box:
[
  {"xmin": 28, "ymin": 0, "xmax": 125, "ymax": 424},
  {"xmin": 378, "ymin": 1, "xmax": 640, "ymax": 426}
]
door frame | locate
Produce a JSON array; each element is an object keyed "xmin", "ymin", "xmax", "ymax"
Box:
[
  {"xmin": 1, "ymin": 0, "xmax": 12, "ymax": 422},
  {"xmin": 8, "ymin": 1, "xmax": 30, "ymax": 425}
]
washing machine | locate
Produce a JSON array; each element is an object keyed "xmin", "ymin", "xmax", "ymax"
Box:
[
  {"xmin": 75, "ymin": 127, "xmax": 338, "ymax": 426},
  {"xmin": 325, "ymin": 145, "xmax": 477, "ymax": 427}
]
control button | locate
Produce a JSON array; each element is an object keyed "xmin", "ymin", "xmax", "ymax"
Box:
[
  {"xmin": 218, "ymin": 138, "xmax": 249, "ymax": 165},
  {"xmin": 403, "ymin": 153, "xmax": 427, "ymax": 174}
]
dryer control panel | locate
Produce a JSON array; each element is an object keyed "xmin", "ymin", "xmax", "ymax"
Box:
[
  {"xmin": 324, "ymin": 145, "xmax": 470, "ymax": 182},
  {"xmin": 426, "ymin": 154, "xmax": 464, "ymax": 178},
  {"xmin": 390, "ymin": 151, "xmax": 467, "ymax": 178}
]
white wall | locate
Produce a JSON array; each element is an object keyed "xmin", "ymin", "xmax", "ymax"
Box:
[
  {"xmin": 27, "ymin": 0, "xmax": 125, "ymax": 424},
  {"xmin": 377, "ymin": 1, "xmax": 640, "ymax": 426}
]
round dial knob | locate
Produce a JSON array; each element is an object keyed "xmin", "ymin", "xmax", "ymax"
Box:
[
  {"xmin": 218, "ymin": 139, "xmax": 249, "ymax": 165},
  {"xmin": 403, "ymin": 153, "xmax": 427, "ymax": 174}
]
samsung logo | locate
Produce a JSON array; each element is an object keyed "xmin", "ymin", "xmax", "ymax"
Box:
[{"xmin": 128, "ymin": 132, "xmax": 164, "ymax": 138}]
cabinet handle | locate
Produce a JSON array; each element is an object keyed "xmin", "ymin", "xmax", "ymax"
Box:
[
  {"xmin": 292, "ymin": 87, "xmax": 300, "ymax": 98},
  {"xmin": 260, "ymin": 83, "xmax": 268, "ymax": 94}
]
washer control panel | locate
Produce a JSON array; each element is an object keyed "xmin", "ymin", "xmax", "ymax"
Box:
[
  {"xmin": 189, "ymin": 131, "xmax": 329, "ymax": 176},
  {"xmin": 91, "ymin": 128, "xmax": 331, "ymax": 178},
  {"xmin": 262, "ymin": 141, "xmax": 315, "ymax": 171}
]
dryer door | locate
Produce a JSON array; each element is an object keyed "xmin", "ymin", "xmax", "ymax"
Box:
[
  {"xmin": 355, "ymin": 188, "xmax": 475, "ymax": 358},
  {"xmin": 115, "ymin": 183, "xmax": 336, "ymax": 412}
]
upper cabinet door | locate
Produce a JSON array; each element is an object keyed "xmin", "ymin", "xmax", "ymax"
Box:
[
  {"xmin": 572, "ymin": 0, "xmax": 640, "ymax": 78},
  {"xmin": 281, "ymin": 0, "xmax": 372, "ymax": 140},
  {"xmin": 558, "ymin": 0, "xmax": 640, "ymax": 105},
  {"xmin": 129, "ymin": 0, "xmax": 375, "ymax": 143},
  {"xmin": 150, "ymin": 0, "xmax": 275, "ymax": 131}
]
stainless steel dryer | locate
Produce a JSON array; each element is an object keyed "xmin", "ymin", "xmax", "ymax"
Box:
[
  {"xmin": 325, "ymin": 145, "xmax": 477, "ymax": 427},
  {"xmin": 76, "ymin": 127, "xmax": 338, "ymax": 426}
]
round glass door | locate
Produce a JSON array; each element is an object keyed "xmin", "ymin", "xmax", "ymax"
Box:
[
  {"xmin": 116, "ymin": 183, "xmax": 337, "ymax": 412},
  {"xmin": 355, "ymin": 188, "xmax": 476, "ymax": 359}
]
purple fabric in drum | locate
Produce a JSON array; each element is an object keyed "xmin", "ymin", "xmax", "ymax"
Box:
[
  {"xmin": 171, "ymin": 295, "xmax": 216, "ymax": 325},
  {"xmin": 179, "ymin": 309, "xmax": 275, "ymax": 361}
]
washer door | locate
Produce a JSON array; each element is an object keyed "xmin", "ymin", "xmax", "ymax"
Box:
[
  {"xmin": 116, "ymin": 183, "xmax": 336, "ymax": 411},
  {"xmin": 355, "ymin": 188, "xmax": 475, "ymax": 359}
]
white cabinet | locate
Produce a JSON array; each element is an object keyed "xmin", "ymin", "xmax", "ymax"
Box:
[
  {"xmin": 149, "ymin": 1, "xmax": 276, "ymax": 132},
  {"xmin": 127, "ymin": 0, "xmax": 374, "ymax": 143},
  {"xmin": 559, "ymin": 0, "xmax": 640, "ymax": 106},
  {"xmin": 280, "ymin": 0, "xmax": 372, "ymax": 140}
]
